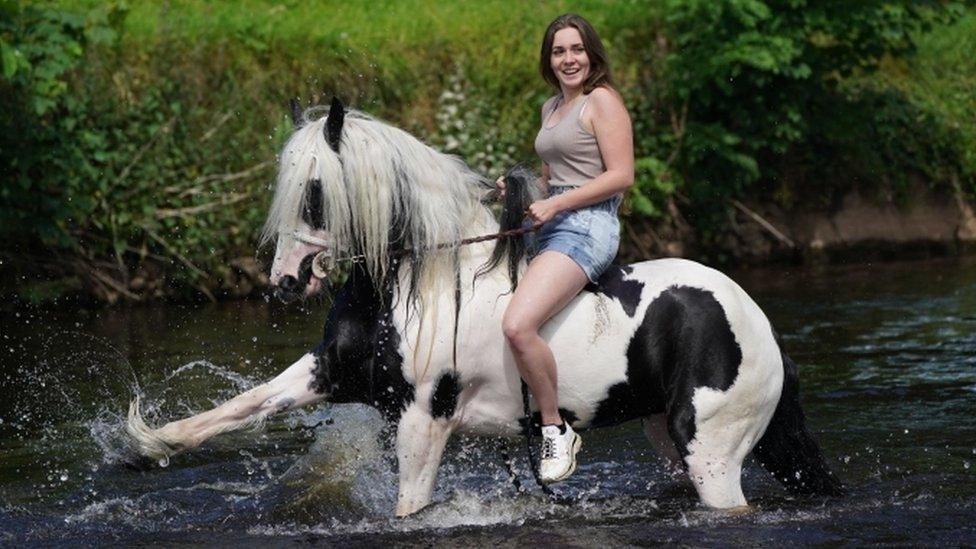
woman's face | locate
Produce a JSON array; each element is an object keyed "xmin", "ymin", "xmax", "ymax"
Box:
[{"xmin": 550, "ymin": 27, "xmax": 590, "ymax": 91}]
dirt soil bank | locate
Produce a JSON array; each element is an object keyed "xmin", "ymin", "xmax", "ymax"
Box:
[
  {"xmin": 621, "ymin": 183, "xmax": 976, "ymax": 266},
  {"xmin": 5, "ymin": 185, "xmax": 974, "ymax": 304}
]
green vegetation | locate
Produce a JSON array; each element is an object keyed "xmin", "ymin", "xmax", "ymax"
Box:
[
  {"xmin": 1, "ymin": 0, "xmax": 973, "ymax": 302},
  {"xmin": 873, "ymin": 10, "xmax": 976, "ymax": 180},
  {"xmin": 629, "ymin": 0, "xmax": 973, "ymax": 237}
]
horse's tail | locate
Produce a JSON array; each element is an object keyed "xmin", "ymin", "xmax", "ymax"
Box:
[
  {"xmin": 477, "ymin": 163, "xmax": 540, "ymax": 290},
  {"xmin": 752, "ymin": 347, "xmax": 845, "ymax": 497}
]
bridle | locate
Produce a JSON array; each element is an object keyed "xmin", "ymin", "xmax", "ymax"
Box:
[
  {"xmin": 285, "ymin": 229, "xmax": 331, "ymax": 247},
  {"xmin": 285, "ymin": 222, "xmax": 545, "ymax": 280},
  {"xmin": 282, "ymin": 97, "xmax": 563, "ymax": 499},
  {"xmin": 284, "ymin": 97, "xmax": 546, "ymax": 281}
]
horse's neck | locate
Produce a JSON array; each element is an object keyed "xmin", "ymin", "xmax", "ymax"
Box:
[
  {"xmin": 388, "ymin": 204, "xmax": 516, "ymax": 321},
  {"xmin": 461, "ymin": 207, "xmax": 501, "ymax": 239}
]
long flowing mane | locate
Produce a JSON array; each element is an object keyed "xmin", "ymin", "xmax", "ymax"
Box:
[{"xmin": 262, "ymin": 106, "xmax": 498, "ymax": 303}]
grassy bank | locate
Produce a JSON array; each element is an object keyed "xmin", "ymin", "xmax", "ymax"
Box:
[{"xmin": 2, "ymin": 1, "xmax": 972, "ymax": 303}]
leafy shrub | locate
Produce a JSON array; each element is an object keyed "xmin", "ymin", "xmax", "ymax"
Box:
[
  {"xmin": 431, "ymin": 68, "xmax": 521, "ymax": 177},
  {"xmin": 1, "ymin": 0, "xmax": 973, "ymax": 302},
  {"xmin": 651, "ymin": 0, "xmax": 970, "ymax": 226}
]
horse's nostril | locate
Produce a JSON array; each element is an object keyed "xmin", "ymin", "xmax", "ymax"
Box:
[
  {"xmin": 279, "ymin": 275, "xmax": 298, "ymax": 292},
  {"xmin": 275, "ymin": 275, "xmax": 306, "ymax": 304},
  {"xmin": 274, "ymin": 286, "xmax": 299, "ymax": 304}
]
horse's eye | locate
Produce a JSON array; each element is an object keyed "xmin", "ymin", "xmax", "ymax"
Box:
[{"xmin": 302, "ymin": 180, "xmax": 325, "ymax": 229}]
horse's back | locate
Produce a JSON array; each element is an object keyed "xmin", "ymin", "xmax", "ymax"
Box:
[
  {"xmin": 424, "ymin": 256, "xmax": 782, "ymax": 435},
  {"xmin": 549, "ymin": 258, "xmax": 782, "ymax": 426}
]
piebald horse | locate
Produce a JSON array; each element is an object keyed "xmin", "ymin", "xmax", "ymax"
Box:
[{"xmin": 126, "ymin": 99, "xmax": 842, "ymax": 517}]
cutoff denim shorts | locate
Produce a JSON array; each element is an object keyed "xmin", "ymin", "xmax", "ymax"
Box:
[{"xmin": 527, "ymin": 186, "xmax": 622, "ymax": 283}]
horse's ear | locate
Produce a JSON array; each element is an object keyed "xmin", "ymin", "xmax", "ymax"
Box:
[
  {"xmin": 325, "ymin": 96, "xmax": 345, "ymax": 153},
  {"xmin": 289, "ymin": 98, "xmax": 303, "ymax": 128}
]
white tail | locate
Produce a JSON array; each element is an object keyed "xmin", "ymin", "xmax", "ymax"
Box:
[{"xmin": 125, "ymin": 397, "xmax": 180, "ymax": 467}]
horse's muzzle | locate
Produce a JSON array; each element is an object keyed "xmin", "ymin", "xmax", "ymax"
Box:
[
  {"xmin": 274, "ymin": 275, "xmax": 304, "ymax": 303},
  {"xmin": 273, "ymin": 253, "xmax": 320, "ymax": 303}
]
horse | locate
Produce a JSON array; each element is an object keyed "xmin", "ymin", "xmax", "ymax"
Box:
[{"xmin": 125, "ymin": 98, "xmax": 843, "ymax": 518}]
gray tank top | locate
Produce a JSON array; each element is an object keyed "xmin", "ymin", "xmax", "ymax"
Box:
[{"xmin": 534, "ymin": 94, "xmax": 605, "ymax": 187}]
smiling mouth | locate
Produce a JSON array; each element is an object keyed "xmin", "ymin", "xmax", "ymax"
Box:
[{"xmin": 562, "ymin": 68, "xmax": 580, "ymax": 76}]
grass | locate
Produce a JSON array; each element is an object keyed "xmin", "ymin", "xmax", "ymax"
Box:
[
  {"xmin": 60, "ymin": 0, "xmax": 659, "ymax": 114},
  {"xmin": 7, "ymin": 1, "xmax": 973, "ymax": 300},
  {"xmin": 885, "ymin": 11, "xmax": 976, "ymax": 174}
]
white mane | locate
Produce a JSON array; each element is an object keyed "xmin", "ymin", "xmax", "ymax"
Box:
[{"xmin": 263, "ymin": 107, "xmax": 497, "ymax": 294}]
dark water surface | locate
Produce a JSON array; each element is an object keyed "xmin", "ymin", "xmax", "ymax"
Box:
[{"xmin": 1, "ymin": 257, "xmax": 975, "ymax": 546}]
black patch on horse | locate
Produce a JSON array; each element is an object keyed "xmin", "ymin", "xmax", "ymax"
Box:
[
  {"xmin": 325, "ymin": 97, "xmax": 345, "ymax": 152},
  {"xmin": 302, "ymin": 180, "xmax": 325, "ymax": 229},
  {"xmin": 310, "ymin": 264, "xmax": 414, "ymax": 420},
  {"xmin": 430, "ymin": 372, "xmax": 460, "ymax": 419},
  {"xmin": 590, "ymin": 285, "xmax": 742, "ymax": 450},
  {"xmin": 584, "ymin": 265, "xmax": 643, "ymax": 317}
]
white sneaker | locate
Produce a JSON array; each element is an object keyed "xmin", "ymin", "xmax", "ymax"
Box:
[{"xmin": 539, "ymin": 423, "xmax": 582, "ymax": 484}]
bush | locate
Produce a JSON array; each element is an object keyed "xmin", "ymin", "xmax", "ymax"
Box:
[
  {"xmin": 646, "ymin": 0, "xmax": 970, "ymax": 229},
  {"xmin": 1, "ymin": 0, "xmax": 973, "ymax": 302}
]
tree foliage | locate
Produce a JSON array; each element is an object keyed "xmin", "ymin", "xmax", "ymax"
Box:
[
  {"xmin": 1, "ymin": 1, "xmax": 973, "ymax": 302},
  {"xmin": 632, "ymin": 0, "xmax": 970, "ymax": 229}
]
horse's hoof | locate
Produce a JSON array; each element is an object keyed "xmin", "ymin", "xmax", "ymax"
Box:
[
  {"xmin": 722, "ymin": 504, "xmax": 756, "ymax": 516},
  {"xmin": 120, "ymin": 452, "xmax": 158, "ymax": 472}
]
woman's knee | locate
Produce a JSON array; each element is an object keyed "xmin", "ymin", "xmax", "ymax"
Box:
[{"xmin": 501, "ymin": 312, "xmax": 537, "ymax": 349}]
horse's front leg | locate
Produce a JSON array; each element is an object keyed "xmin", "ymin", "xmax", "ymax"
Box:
[
  {"xmin": 127, "ymin": 352, "xmax": 326, "ymax": 465},
  {"xmin": 394, "ymin": 402, "xmax": 455, "ymax": 517}
]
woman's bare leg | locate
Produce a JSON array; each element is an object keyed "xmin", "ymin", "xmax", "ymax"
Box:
[{"xmin": 502, "ymin": 251, "xmax": 588, "ymax": 425}]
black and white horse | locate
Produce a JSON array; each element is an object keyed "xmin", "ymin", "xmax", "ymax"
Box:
[{"xmin": 126, "ymin": 99, "xmax": 842, "ymax": 517}]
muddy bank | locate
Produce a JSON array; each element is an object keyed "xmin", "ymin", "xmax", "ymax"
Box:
[
  {"xmin": 622, "ymin": 182, "xmax": 976, "ymax": 265},
  {"xmin": 4, "ymin": 185, "xmax": 975, "ymax": 305}
]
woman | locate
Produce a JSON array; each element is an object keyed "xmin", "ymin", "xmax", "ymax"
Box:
[{"xmin": 500, "ymin": 13, "xmax": 634, "ymax": 483}]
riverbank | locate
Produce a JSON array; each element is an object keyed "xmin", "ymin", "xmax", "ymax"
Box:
[
  {"xmin": 4, "ymin": 192, "xmax": 975, "ymax": 308},
  {"xmin": 2, "ymin": 2, "xmax": 973, "ymax": 304},
  {"xmin": 622, "ymin": 180, "xmax": 976, "ymax": 265}
]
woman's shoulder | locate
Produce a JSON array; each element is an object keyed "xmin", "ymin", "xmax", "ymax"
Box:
[
  {"xmin": 587, "ymin": 86, "xmax": 624, "ymax": 108},
  {"xmin": 541, "ymin": 94, "xmax": 560, "ymax": 116},
  {"xmin": 586, "ymin": 86, "xmax": 630, "ymax": 122}
]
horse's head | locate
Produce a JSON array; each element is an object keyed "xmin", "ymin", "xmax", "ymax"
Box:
[
  {"xmin": 264, "ymin": 96, "xmax": 495, "ymax": 305},
  {"xmin": 263, "ymin": 98, "xmax": 349, "ymax": 302}
]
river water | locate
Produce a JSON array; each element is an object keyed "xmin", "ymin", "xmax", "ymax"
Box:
[{"xmin": 1, "ymin": 257, "xmax": 974, "ymax": 546}]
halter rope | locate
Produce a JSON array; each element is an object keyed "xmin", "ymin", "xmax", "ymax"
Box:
[{"xmin": 304, "ymin": 222, "xmax": 544, "ymax": 278}]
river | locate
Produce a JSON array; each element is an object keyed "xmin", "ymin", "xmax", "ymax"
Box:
[{"xmin": 1, "ymin": 256, "xmax": 974, "ymax": 545}]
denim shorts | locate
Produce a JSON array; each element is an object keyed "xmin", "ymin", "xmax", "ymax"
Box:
[{"xmin": 527, "ymin": 186, "xmax": 622, "ymax": 283}]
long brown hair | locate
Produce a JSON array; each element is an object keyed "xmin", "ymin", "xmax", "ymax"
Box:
[{"xmin": 539, "ymin": 13, "xmax": 613, "ymax": 94}]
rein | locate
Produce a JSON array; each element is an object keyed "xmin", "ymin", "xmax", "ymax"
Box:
[
  {"xmin": 295, "ymin": 220, "xmax": 560, "ymax": 495},
  {"xmin": 307, "ymin": 222, "xmax": 544, "ymax": 279}
]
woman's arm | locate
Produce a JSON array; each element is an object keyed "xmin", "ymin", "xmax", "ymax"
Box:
[{"xmin": 528, "ymin": 87, "xmax": 633, "ymax": 222}]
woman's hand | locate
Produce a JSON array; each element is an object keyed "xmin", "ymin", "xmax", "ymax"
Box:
[
  {"xmin": 495, "ymin": 175, "xmax": 506, "ymax": 199},
  {"xmin": 526, "ymin": 196, "xmax": 565, "ymax": 223}
]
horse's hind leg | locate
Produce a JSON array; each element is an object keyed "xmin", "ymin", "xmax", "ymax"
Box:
[
  {"xmin": 668, "ymin": 392, "xmax": 752, "ymax": 509},
  {"xmin": 127, "ymin": 352, "xmax": 325, "ymax": 464}
]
